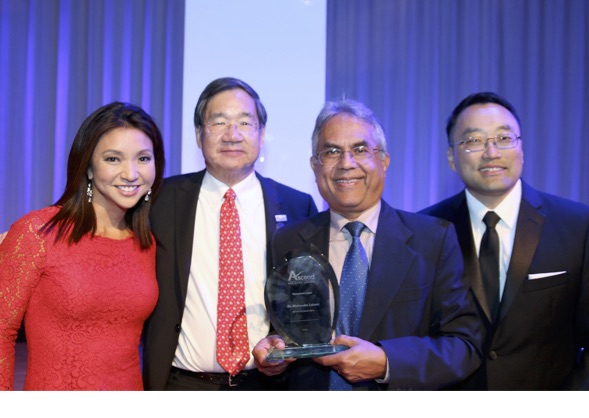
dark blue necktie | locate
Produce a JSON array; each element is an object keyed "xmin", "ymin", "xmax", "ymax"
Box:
[{"xmin": 330, "ymin": 221, "xmax": 369, "ymax": 390}]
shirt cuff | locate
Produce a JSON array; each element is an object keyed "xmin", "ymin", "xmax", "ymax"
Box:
[{"xmin": 374, "ymin": 353, "xmax": 390, "ymax": 384}]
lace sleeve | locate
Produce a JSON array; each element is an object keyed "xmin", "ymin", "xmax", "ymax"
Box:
[{"xmin": 0, "ymin": 213, "xmax": 47, "ymax": 390}]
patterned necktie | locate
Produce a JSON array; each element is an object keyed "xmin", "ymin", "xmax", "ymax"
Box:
[
  {"xmin": 480, "ymin": 211, "xmax": 501, "ymax": 322},
  {"xmin": 216, "ymin": 188, "xmax": 250, "ymax": 376},
  {"xmin": 330, "ymin": 221, "xmax": 369, "ymax": 390},
  {"xmin": 337, "ymin": 221, "xmax": 369, "ymax": 336}
]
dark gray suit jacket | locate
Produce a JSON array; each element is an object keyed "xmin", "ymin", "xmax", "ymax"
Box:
[
  {"xmin": 420, "ymin": 181, "xmax": 589, "ymax": 390},
  {"xmin": 142, "ymin": 170, "xmax": 318, "ymax": 390},
  {"xmin": 272, "ymin": 200, "xmax": 483, "ymax": 390}
]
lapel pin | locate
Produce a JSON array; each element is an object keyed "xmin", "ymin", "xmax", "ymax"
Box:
[{"xmin": 275, "ymin": 214, "xmax": 288, "ymax": 223}]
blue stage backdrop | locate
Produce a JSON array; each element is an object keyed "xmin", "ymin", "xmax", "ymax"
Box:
[
  {"xmin": 326, "ymin": 0, "xmax": 589, "ymax": 212},
  {"xmin": 0, "ymin": 0, "xmax": 184, "ymax": 232},
  {"xmin": 1, "ymin": 0, "xmax": 587, "ymax": 233}
]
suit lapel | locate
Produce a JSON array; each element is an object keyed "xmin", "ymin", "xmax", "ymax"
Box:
[
  {"xmin": 358, "ymin": 202, "xmax": 417, "ymax": 340},
  {"xmin": 175, "ymin": 171, "xmax": 204, "ymax": 305},
  {"xmin": 289, "ymin": 205, "xmax": 424, "ymax": 340},
  {"xmin": 450, "ymin": 194, "xmax": 494, "ymax": 322},
  {"xmin": 258, "ymin": 173, "xmax": 285, "ymax": 274},
  {"xmin": 297, "ymin": 211, "xmax": 331, "ymax": 254},
  {"xmin": 498, "ymin": 187, "xmax": 544, "ymax": 322}
]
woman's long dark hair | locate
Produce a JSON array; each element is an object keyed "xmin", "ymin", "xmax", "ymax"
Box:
[{"xmin": 42, "ymin": 102, "xmax": 165, "ymax": 250}]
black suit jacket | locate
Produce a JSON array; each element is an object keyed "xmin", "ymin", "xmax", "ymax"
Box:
[
  {"xmin": 142, "ymin": 170, "xmax": 318, "ymax": 390},
  {"xmin": 272, "ymin": 200, "xmax": 483, "ymax": 390},
  {"xmin": 420, "ymin": 181, "xmax": 589, "ymax": 390}
]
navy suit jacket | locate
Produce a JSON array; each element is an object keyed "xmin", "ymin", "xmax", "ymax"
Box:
[
  {"xmin": 272, "ymin": 200, "xmax": 483, "ymax": 390},
  {"xmin": 142, "ymin": 170, "xmax": 318, "ymax": 390},
  {"xmin": 420, "ymin": 181, "xmax": 589, "ymax": 390}
]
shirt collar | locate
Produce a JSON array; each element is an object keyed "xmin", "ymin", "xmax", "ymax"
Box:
[
  {"xmin": 465, "ymin": 179, "xmax": 522, "ymax": 229},
  {"xmin": 329, "ymin": 200, "xmax": 381, "ymax": 235},
  {"xmin": 203, "ymin": 170, "xmax": 258, "ymax": 204}
]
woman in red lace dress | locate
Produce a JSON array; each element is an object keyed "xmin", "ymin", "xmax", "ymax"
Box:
[{"xmin": 0, "ymin": 102, "xmax": 165, "ymax": 390}]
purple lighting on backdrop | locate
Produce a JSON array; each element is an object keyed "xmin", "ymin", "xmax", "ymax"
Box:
[
  {"xmin": 0, "ymin": 0, "xmax": 185, "ymax": 233},
  {"xmin": 120, "ymin": 0, "xmax": 133, "ymax": 102},
  {"xmin": 326, "ymin": 0, "xmax": 589, "ymax": 212},
  {"xmin": 23, "ymin": 2, "xmax": 36, "ymax": 211},
  {"xmin": 102, "ymin": 1, "xmax": 114, "ymax": 104},
  {"xmin": 53, "ymin": 1, "xmax": 71, "ymax": 198},
  {"xmin": 142, "ymin": 1, "xmax": 153, "ymax": 110}
]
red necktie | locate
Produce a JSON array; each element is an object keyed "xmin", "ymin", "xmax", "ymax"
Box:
[{"xmin": 216, "ymin": 188, "xmax": 250, "ymax": 375}]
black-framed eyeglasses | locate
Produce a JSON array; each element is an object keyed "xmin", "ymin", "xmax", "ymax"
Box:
[
  {"xmin": 315, "ymin": 145, "xmax": 384, "ymax": 166},
  {"xmin": 453, "ymin": 132, "xmax": 521, "ymax": 153},
  {"xmin": 204, "ymin": 119, "xmax": 259, "ymax": 134}
]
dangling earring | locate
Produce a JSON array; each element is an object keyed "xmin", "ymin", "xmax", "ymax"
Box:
[
  {"xmin": 86, "ymin": 181, "xmax": 93, "ymax": 203},
  {"xmin": 144, "ymin": 188, "xmax": 152, "ymax": 202}
]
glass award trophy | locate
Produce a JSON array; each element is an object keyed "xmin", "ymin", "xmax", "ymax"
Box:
[{"xmin": 264, "ymin": 245, "xmax": 348, "ymax": 361}]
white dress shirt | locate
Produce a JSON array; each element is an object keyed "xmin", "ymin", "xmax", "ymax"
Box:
[
  {"xmin": 172, "ymin": 171, "xmax": 269, "ymax": 372},
  {"xmin": 466, "ymin": 179, "xmax": 522, "ymax": 300}
]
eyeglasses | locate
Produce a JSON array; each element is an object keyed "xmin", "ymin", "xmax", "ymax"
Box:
[
  {"xmin": 204, "ymin": 119, "xmax": 259, "ymax": 134},
  {"xmin": 453, "ymin": 132, "xmax": 521, "ymax": 153},
  {"xmin": 315, "ymin": 145, "xmax": 384, "ymax": 166},
  {"xmin": 454, "ymin": 132, "xmax": 521, "ymax": 153}
]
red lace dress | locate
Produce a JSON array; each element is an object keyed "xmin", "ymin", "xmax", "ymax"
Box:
[{"xmin": 0, "ymin": 206, "xmax": 158, "ymax": 390}]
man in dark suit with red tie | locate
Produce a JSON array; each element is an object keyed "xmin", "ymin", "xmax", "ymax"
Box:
[
  {"xmin": 420, "ymin": 92, "xmax": 589, "ymax": 390},
  {"xmin": 253, "ymin": 99, "xmax": 483, "ymax": 390},
  {"xmin": 142, "ymin": 77, "xmax": 317, "ymax": 390}
]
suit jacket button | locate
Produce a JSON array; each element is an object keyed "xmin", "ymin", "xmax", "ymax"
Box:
[
  {"xmin": 175, "ymin": 324, "xmax": 181, "ymax": 333},
  {"xmin": 488, "ymin": 350, "xmax": 498, "ymax": 360}
]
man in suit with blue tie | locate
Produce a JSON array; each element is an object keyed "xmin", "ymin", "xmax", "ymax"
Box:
[
  {"xmin": 142, "ymin": 77, "xmax": 317, "ymax": 390},
  {"xmin": 420, "ymin": 92, "xmax": 589, "ymax": 390},
  {"xmin": 253, "ymin": 99, "xmax": 483, "ymax": 390}
]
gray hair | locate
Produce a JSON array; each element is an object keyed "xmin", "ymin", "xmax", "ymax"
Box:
[
  {"xmin": 194, "ymin": 77, "xmax": 267, "ymax": 129},
  {"xmin": 311, "ymin": 99, "xmax": 388, "ymax": 156}
]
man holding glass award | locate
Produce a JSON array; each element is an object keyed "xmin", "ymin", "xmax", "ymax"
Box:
[{"xmin": 253, "ymin": 99, "xmax": 483, "ymax": 390}]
